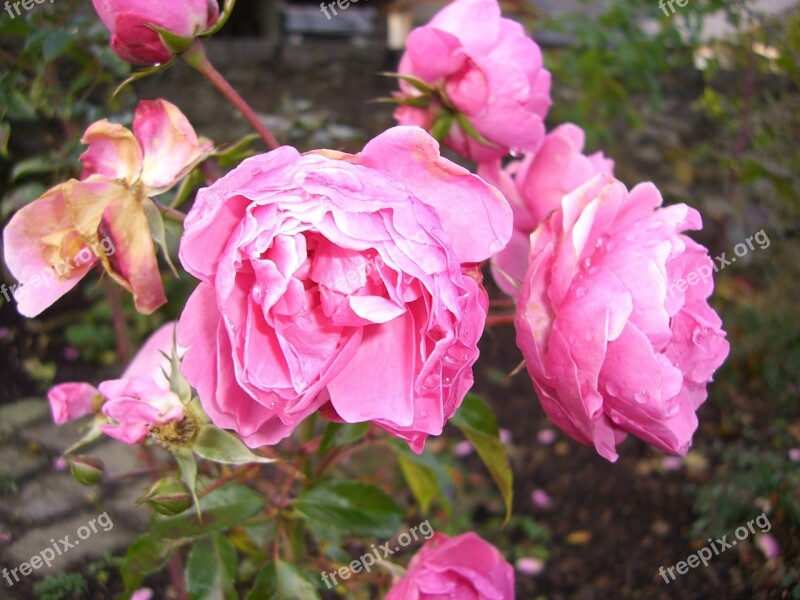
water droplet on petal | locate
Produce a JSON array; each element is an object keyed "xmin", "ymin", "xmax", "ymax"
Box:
[
  {"xmin": 588, "ymin": 266, "xmax": 599, "ymax": 276},
  {"xmin": 421, "ymin": 371, "xmax": 440, "ymax": 390},
  {"xmin": 575, "ymin": 287, "xmax": 586, "ymax": 298},
  {"xmin": 606, "ymin": 381, "xmax": 620, "ymax": 397},
  {"xmin": 634, "ymin": 389, "xmax": 649, "ymax": 404},
  {"xmin": 595, "ymin": 236, "xmax": 606, "ymax": 248},
  {"xmin": 509, "ymin": 148, "xmax": 523, "ymax": 158}
]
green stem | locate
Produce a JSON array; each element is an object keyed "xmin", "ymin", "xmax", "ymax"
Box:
[
  {"xmin": 181, "ymin": 40, "xmax": 279, "ymax": 150},
  {"xmin": 152, "ymin": 199, "xmax": 187, "ymax": 223}
]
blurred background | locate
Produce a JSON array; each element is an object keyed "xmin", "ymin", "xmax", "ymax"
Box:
[{"xmin": 0, "ymin": 0, "xmax": 798, "ymax": 598}]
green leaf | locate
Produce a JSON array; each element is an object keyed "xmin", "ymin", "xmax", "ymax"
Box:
[
  {"xmin": 202, "ymin": 0, "xmax": 238, "ymax": 37},
  {"xmin": 43, "ymin": 32, "xmax": 74, "ymax": 62},
  {"xmin": 185, "ymin": 534, "xmax": 238, "ymax": 600},
  {"xmin": 378, "ymin": 72, "xmax": 436, "ymax": 95},
  {"xmin": 214, "ymin": 133, "xmax": 259, "ymax": 168},
  {"xmin": 176, "ymin": 450, "xmax": 201, "ymax": 520},
  {"xmin": 122, "ymin": 534, "xmax": 178, "ymax": 593},
  {"xmin": 451, "ymin": 394, "xmax": 514, "ymax": 523},
  {"xmin": 11, "ymin": 156, "xmax": 55, "ymax": 181},
  {"xmin": 430, "ymin": 111, "xmax": 454, "ymax": 145},
  {"xmin": 454, "ymin": 112, "xmax": 498, "ymax": 148},
  {"xmin": 396, "ymin": 453, "xmax": 447, "ymax": 515},
  {"xmin": 319, "ymin": 422, "xmax": 370, "ymax": 453},
  {"xmin": 294, "ymin": 481, "xmax": 402, "ymax": 538},
  {"xmin": 142, "ymin": 197, "xmax": 180, "ymax": 278},
  {"xmin": 246, "ymin": 560, "xmax": 321, "ymax": 600},
  {"xmin": 193, "ymin": 425, "xmax": 277, "ymax": 465},
  {"xmin": 152, "ymin": 483, "xmax": 266, "ymax": 540},
  {"xmin": 112, "ymin": 61, "xmax": 173, "ymax": 100}
]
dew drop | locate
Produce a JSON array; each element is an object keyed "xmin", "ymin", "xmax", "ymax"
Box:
[
  {"xmin": 421, "ymin": 371, "xmax": 440, "ymax": 390},
  {"xmin": 588, "ymin": 266, "xmax": 599, "ymax": 276},
  {"xmin": 509, "ymin": 148, "xmax": 523, "ymax": 158},
  {"xmin": 575, "ymin": 287, "xmax": 587, "ymax": 298},
  {"xmin": 582, "ymin": 257, "xmax": 592, "ymax": 270},
  {"xmin": 595, "ymin": 236, "xmax": 606, "ymax": 249},
  {"xmin": 606, "ymin": 381, "xmax": 620, "ymax": 397},
  {"xmin": 634, "ymin": 389, "xmax": 649, "ymax": 404}
]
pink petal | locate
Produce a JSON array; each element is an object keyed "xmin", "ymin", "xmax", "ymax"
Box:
[
  {"xmin": 134, "ymin": 99, "xmax": 212, "ymax": 194},
  {"xmin": 80, "ymin": 120, "xmax": 143, "ymax": 182},
  {"xmin": 123, "ymin": 322, "xmax": 183, "ymax": 388},
  {"xmin": 357, "ymin": 126, "xmax": 512, "ymax": 264},
  {"xmin": 2, "ymin": 183, "xmax": 97, "ymax": 317}
]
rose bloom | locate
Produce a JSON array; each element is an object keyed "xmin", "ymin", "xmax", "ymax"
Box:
[
  {"xmin": 178, "ymin": 126, "xmax": 511, "ymax": 451},
  {"xmin": 92, "ymin": 0, "xmax": 220, "ymax": 65},
  {"xmin": 101, "ymin": 322, "xmax": 186, "ymax": 444},
  {"xmin": 394, "ymin": 0, "xmax": 551, "ymax": 163},
  {"xmin": 385, "ymin": 532, "xmax": 514, "ymax": 600},
  {"xmin": 515, "ymin": 175, "xmax": 729, "ymax": 461},
  {"xmin": 479, "ymin": 124, "xmax": 614, "ymax": 296}
]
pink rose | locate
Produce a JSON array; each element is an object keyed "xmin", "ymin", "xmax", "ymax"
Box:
[
  {"xmin": 515, "ymin": 174, "xmax": 730, "ymax": 461},
  {"xmin": 395, "ymin": 0, "xmax": 551, "ymax": 162},
  {"xmin": 178, "ymin": 126, "xmax": 512, "ymax": 452},
  {"xmin": 47, "ymin": 383, "xmax": 101, "ymax": 425},
  {"xmin": 100, "ymin": 322, "xmax": 186, "ymax": 444},
  {"xmin": 480, "ymin": 124, "xmax": 614, "ymax": 295},
  {"xmin": 91, "ymin": 0, "xmax": 220, "ymax": 65},
  {"xmin": 386, "ymin": 532, "xmax": 514, "ymax": 600}
]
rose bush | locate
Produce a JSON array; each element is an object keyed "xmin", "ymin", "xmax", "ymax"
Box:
[
  {"xmin": 394, "ymin": 0, "xmax": 552, "ymax": 162},
  {"xmin": 385, "ymin": 532, "xmax": 515, "ymax": 599},
  {"xmin": 178, "ymin": 126, "xmax": 512, "ymax": 452},
  {"xmin": 515, "ymin": 174, "xmax": 730, "ymax": 461}
]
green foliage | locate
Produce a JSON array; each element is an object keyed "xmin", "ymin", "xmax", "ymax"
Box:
[
  {"xmin": 692, "ymin": 442, "xmax": 800, "ymax": 538},
  {"xmin": 246, "ymin": 560, "xmax": 322, "ymax": 600},
  {"xmin": 294, "ymin": 480, "xmax": 403, "ymax": 538},
  {"xmin": 32, "ymin": 572, "xmax": 88, "ymax": 600},
  {"xmin": 185, "ymin": 534, "xmax": 239, "ymax": 600},
  {"xmin": 451, "ymin": 394, "xmax": 514, "ymax": 523}
]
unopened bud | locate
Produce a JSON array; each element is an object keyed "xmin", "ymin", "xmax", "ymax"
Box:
[
  {"xmin": 66, "ymin": 454, "xmax": 104, "ymax": 486},
  {"xmin": 141, "ymin": 477, "xmax": 192, "ymax": 516}
]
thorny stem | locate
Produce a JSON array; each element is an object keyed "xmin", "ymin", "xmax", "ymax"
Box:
[{"xmin": 181, "ymin": 40, "xmax": 280, "ymax": 151}]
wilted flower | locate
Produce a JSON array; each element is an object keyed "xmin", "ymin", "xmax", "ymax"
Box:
[{"xmin": 3, "ymin": 99, "xmax": 211, "ymax": 316}]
